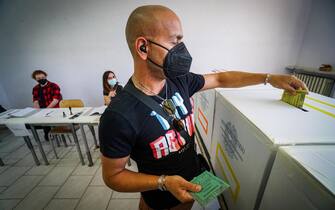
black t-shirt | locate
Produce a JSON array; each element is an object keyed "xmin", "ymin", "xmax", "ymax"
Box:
[{"xmin": 99, "ymin": 73, "xmax": 205, "ymax": 209}]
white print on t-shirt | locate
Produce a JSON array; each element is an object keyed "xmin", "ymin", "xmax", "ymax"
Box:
[
  {"xmin": 150, "ymin": 92, "xmax": 188, "ymax": 131},
  {"xmin": 149, "ymin": 114, "xmax": 195, "ymax": 159},
  {"xmin": 171, "ymin": 92, "xmax": 188, "ymax": 119},
  {"xmin": 149, "ymin": 92, "xmax": 195, "ymax": 159}
]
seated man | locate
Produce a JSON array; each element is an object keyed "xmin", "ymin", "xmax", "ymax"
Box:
[{"xmin": 31, "ymin": 70, "xmax": 62, "ymax": 140}]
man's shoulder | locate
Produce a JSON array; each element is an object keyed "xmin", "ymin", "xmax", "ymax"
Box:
[
  {"xmin": 32, "ymin": 84, "xmax": 39, "ymax": 90},
  {"xmin": 104, "ymin": 90, "xmax": 141, "ymax": 117},
  {"xmin": 48, "ymin": 81, "xmax": 60, "ymax": 88},
  {"xmin": 100, "ymin": 90, "xmax": 145, "ymax": 130}
]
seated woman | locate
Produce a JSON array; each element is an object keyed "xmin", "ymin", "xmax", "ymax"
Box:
[{"xmin": 102, "ymin": 70, "xmax": 123, "ymax": 105}]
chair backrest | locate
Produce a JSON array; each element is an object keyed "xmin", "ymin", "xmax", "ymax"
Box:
[{"xmin": 59, "ymin": 99, "xmax": 84, "ymax": 108}]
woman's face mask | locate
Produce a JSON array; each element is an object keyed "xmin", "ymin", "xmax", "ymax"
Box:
[
  {"xmin": 108, "ymin": 78, "xmax": 117, "ymax": 87},
  {"xmin": 146, "ymin": 40, "xmax": 192, "ymax": 78}
]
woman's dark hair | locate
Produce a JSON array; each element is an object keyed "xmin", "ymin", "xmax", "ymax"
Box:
[
  {"xmin": 31, "ymin": 70, "xmax": 47, "ymax": 79},
  {"xmin": 102, "ymin": 70, "xmax": 117, "ymax": 95}
]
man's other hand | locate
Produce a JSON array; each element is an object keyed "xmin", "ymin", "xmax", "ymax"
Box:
[{"xmin": 165, "ymin": 175, "xmax": 202, "ymax": 203}]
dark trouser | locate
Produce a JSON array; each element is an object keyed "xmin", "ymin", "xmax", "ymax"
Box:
[
  {"xmin": 139, "ymin": 197, "xmax": 194, "ymax": 210},
  {"xmin": 43, "ymin": 127, "xmax": 51, "ymax": 141},
  {"xmin": 26, "ymin": 125, "xmax": 51, "ymax": 141}
]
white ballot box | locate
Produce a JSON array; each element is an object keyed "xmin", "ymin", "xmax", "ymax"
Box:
[
  {"xmin": 259, "ymin": 145, "xmax": 335, "ymax": 210},
  {"xmin": 193, "ymin": 89, "xmax": 216, "ymax": 162},
  {"xmin": 211, "ymin": 87, "xmax": 335, "ymax": 210}
]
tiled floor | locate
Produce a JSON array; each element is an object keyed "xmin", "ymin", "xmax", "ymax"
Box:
[
  {"xmin": 0, "ymin": 127, "xmax": 140, "ymax": 210},
  {"xmin": 0, "ymin": 127, "xmax": 213, "ymax": 210}
]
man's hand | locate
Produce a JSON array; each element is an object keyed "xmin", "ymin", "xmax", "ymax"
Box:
[
  {"xmin": 165, "ymin": 175, "xmax": 201, "ymax": 203},
  {"xmin": 46, "ymin": 99, "xmax": 59, "ymax": 108},
  {"xmin": 269, "ymin": 75, "xmax": 308, "ymax": 95},
  {"xmin": 33, "ymin": 101, "xmax": 40, "ymax": 109}
]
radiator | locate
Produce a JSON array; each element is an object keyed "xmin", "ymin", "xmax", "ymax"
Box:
[{"xmin": 293, "ymin": 72, "xmax": 335, "ymax": 97}]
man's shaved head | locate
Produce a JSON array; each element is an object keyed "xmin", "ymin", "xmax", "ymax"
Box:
[{"xmin": 125, "ymin": 5, "xmax": 181, "ymax": 57}]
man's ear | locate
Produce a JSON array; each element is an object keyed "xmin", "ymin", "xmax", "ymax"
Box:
[{"xmin": 135, "ymin": 37, "xmax": 148, "ymax": 60}]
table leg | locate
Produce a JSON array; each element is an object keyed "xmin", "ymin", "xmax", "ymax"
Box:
[
  {"xmin": 61, "ymin": 135, "xmax": 68, "ymax": 147},
  {"xmin": 23, "ymin": 136, "xmax": 40, "ymax": 166},
  {"xmin": 71, "ymin": 124, "xmax": 85, "ymax": 165},
  {"xmin": 49, "ymin": 135, "xmax": 59, "ymax": 159},
  {"xmin": 88, "ymin": 125, "xmax": 99, "ymax": 149},
  {"xmin": 80, "ymin": 124, "xmax": 93, "ymax": 167},
  {"xmin": 30, "ymin": 125, "xmax": 49, "ymax": 165}
]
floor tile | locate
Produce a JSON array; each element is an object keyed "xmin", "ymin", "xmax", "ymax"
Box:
[
  {"xmin": 0, "ymin": 138, "xmax": 25, "ymax": 154},
  {"xmin": 14, "ymin": 154, "xmax": 41, "ymax": 167},
  {"xmin": 25, "ymin": 165, "xmax": 55, "ymax": 175},
  {"xmin": 45, "ymin": 199, "xmax": 79, "ymax": 210},
  {"xmin": 107, "ymin": 199, "xmax": 139, "ymax": 210},
  {"xmin": 5, "ymin": 146, "xmax": 30, "ymax": 160},
  {"xmin": 55, "ymin": 176, "xmax": 92, "ymax": 198},
  {"xmin": 125, "ymin": 159, "xmax": 138, "ymax": 172},
  {"xmin": 0, "ymin": 166, "xmax": 31, "ymax": 186},
  {"xmin": 0, "ymin": 186, "xmax": 7, "ymax": 193},
  {"xmin": 39, "ymin": 166, "xmax": 75, "ymax": 186},
  {"xmin": 2, "ymin": 157, "xmax": 21, "ymax": 166},
  {"xmin": 57, "ymin": 157, "xmax": 80, "ymax": 167},
  {"xmin": 89, "ymin": 166, "xmax": 104, "ymax": 186},
  {"xmin": 112, "ymin": 191, "xmax": 141, "ymax": 199},
  {"xmin": 72, "ymin": 164, "xmax": 99, "ymax": 176},
  {"xmin": 0, "ymin": 165, "xmax": 9, "ymax": 174},
  {"xmin": 76, "ymin": 186, "xmax": 112, "ymax": 210},
  {"xmin": 0, "ymin": 199, "xmax": 21, "ymax": 210},
  {"xmin": 14, "ymin": 186, "xmax": 59, "ymax": 210},
  {"xmin": 0, "ymin": 175, "xmax": 43, "ymax": 198}
]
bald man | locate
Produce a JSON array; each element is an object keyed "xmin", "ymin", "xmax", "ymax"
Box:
[{"xmin": 99, "ymin": 5, "xmax": 307, "ymax": 210}]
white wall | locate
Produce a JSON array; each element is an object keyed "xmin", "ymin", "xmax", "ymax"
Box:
[
  {"xmin": 0, "ymin": 83, "xmax": 11, "ymax": 109},
  {"xmin": 296, "ymin": 0, "xmax": 335, "ymax": 68},
  {"xmin": 0, "ymin": 0, "xmax": 312, "ymax": 107}
]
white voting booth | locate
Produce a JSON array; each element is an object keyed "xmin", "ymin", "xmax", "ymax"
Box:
[
  {"xmin": 259, "ymin": 145, "xmax": 335, "ymax": 210},
  {"xmin": 207, "ymin": 87, "xmax": 335, "ymax": 210},
  {"xmin": 193, "ymin": 89, "xmax": 216, "ymax": 159}
]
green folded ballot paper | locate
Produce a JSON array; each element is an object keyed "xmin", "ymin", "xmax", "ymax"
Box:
[
  {"xmin": 281, "ymin": 88, "xmax": 308, "ymax": 108},
  {"xmin": 190, "ymin": 171, "xmax": 230, "ymax": 207}
]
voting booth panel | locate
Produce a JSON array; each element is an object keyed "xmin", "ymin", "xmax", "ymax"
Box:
[
  {"xmin": 211, "ymin": 88, "xmax": 335, "ymax": 210},
  {"xmin": 259, "ymin": 146, "xmax": 335, "ymax": 210},
  {"xmin": 211, "ymin": 92, "xmax": 275, "ymax": 210},
  {"xmin": 193, "ymin": 89, "xmax": 216, "ymax": 157}
]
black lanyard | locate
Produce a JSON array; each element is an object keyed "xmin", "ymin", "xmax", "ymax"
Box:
[{"xmin": 124, "ymin": 80, "xmax": 192, "ymax": 143}]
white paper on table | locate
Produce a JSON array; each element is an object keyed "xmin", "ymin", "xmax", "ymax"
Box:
[
  {"xmin": 32, "ymin": 109, "xmax": 62, "ymax": 117},
  {"xmin": 0, "ymin": 110, "xmax": 18, "ymax": 119},
  {"xmin": 9, "ymin": 107, "xmax": 37, "ymax": 118},
  {"xmin": 5, "ymin": 123, "xmax": 32, "ymax": 136},
  {"xmin": 88, "ymin": 106, "xmax": 107, "ymax": 116}
]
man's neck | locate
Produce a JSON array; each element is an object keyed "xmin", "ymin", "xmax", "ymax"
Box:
[{"xmin": 132, "ymin": 71, "xmax": 165, "ymax": 96}]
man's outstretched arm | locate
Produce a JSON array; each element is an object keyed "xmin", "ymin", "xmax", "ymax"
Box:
[{"xmin": 201, "ymin": 71, "xmax": 307, "ymax": 94}]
